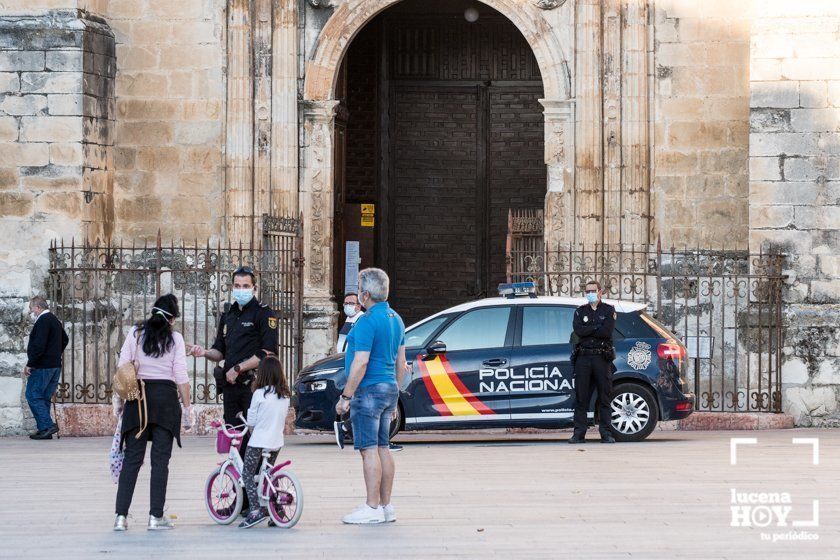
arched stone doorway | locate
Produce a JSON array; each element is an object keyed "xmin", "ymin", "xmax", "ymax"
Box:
[{"xmin": 299, "ymin": 0, "xmax": 575, "ymax": 352}]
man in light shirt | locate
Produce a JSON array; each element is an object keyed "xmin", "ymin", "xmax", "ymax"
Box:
[{"xmin": 336, "ymin": 292, "xmax": 362, "ymax": 354}]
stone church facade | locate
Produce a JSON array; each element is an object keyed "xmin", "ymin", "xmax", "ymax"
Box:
[{"xmin": 0, "ymin": 0, "xmax": 838, "ymax": 432}]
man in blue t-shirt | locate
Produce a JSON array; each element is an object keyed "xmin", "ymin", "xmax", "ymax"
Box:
[{"xmin": 335, "ymin": 268, "xmax": 407, "ymax": 525}]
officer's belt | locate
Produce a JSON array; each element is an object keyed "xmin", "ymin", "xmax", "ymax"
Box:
[{"xmin": 578, "ymin": 347, "xmax": 612, "ymax": 356}]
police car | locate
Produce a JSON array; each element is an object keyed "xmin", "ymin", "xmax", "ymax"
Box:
[{"xmin": 293, "ymin": 283, "xmax": 694, "ymax": 442}]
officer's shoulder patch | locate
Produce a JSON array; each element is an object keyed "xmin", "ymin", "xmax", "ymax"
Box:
[{"xmin": 268, "ymin": 316, "xmax": 277, "ymax": 330}]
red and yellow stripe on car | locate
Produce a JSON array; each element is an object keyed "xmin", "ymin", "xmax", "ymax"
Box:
[{"xmin": 416, "ymin": 355, "xmax": 494, "ymax": 416}]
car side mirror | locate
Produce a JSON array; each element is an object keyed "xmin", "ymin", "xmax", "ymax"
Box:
[{"xmin": 422, "ymin": 340, "xmax": 447, "ymax": 360}]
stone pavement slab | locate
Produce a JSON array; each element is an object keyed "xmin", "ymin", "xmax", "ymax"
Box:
[{"xmin": 0, "ymin": 429, "xmax": 837, "ymax": 559}]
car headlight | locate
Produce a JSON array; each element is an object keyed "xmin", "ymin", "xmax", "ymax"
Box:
[{"xmin": 304, "ymin": 380, "xmax": 328, "ymax": 392}]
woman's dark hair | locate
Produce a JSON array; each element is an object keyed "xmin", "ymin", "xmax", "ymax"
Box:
[
  {"xmin": 251, "ymin": 355, "xmax": 290, "ymax": 399},
  {"xmin": 136, "ymin": 294, "xmax": 180, "ymax": 358}
]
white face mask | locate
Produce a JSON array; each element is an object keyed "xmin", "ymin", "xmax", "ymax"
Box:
[
  {"xmin": 29, "ymin": 311, "xmax": 38, "ymax": 321},
  {"xmin": 343, "ymin": 304, "xmax": 358, "ymax": 317}
]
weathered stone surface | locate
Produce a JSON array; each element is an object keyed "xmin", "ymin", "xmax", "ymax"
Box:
[
  {"xmin": 0, "ymin": 93, "xmax": 48, "ymax": 116},
  {"xmin": 20, "ymin": 71, "xmax": 83, "ymax": 94},
  {"xmin": 783, "ymin": 385, "xmax": 838, "ymax": 426},
  {"xmin": 0, "ymin": 50, "xmax": 45, "ymax": 72},
  {"xmin": 19, "ymin": 115, "xmax": 82, "ymax": 142},
  {"xmin": 0, "ymin": 115, "xmax": 17, "ymax": 141},
  {"xmin": 675, "ymin": 411, "xmax": 795, "ymax": 431},
  {"xmin": 750, "ymin": 81, "xmax": 799, "ymax": 108},
  {"xmin": 0, "ymin": 376, "xmax": 21, "ymax": 408}
]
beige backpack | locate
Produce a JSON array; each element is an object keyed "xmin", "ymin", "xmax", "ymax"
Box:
[{"xmin": 113, "ymin": 329, "xmax": 147, "ymax": 438}]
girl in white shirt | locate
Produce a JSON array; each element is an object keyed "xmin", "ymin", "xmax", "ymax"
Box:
[{"xmin": 239, "ymin": 356, "xmax": 291, "ymax": 529}]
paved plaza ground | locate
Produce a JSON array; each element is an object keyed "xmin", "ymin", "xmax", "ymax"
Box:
[{"xmin": 0, "ymin": 428, "xmax": 837, "ymax": 559}]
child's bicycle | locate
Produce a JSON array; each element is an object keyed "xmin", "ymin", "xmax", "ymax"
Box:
[{"xmin": 204, "ymin": 415, "xmax": 303, "ymax": 527}]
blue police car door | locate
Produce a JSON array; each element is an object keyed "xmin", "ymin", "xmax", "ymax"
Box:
[
  {"xmin": 408, "ymin": 306, "xmax": 513, "ymax": 427},
  {"xmin": 506, "ymin": 305, "xmax": 576, "ymax": 426}
]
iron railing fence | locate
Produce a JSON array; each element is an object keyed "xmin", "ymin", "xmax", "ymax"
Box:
[
  {"xmin": 46, "ymin": 216, "xmax": 303, "ymax": 405},
  {"xmin": 506, "ymin": 242, "xmax": 786, "ymax": 413}
]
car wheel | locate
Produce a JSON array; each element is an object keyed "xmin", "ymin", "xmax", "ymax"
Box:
[
  {"xmin": 609, "ymin": 383, "xmax": 658, "ymax": 442},
  {"xmin": 389, "ymin": 403, "xmax": 403, "ymax": 440}
]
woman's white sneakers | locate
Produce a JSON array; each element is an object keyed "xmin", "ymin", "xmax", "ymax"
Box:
[
  {"xmin": 342, "ymin": 504, "xmax": 386, "ymax": 524},
  {"xmin": 383, "ymin": 504, "xmax": 396, "ymax": 522},
  {"xmin": 147, "ymin": 515, "xmax": 175, "ymax": 530},
  {"xmin": 113, "ymin": 515, "xmax": 128, "ymax": 531}
]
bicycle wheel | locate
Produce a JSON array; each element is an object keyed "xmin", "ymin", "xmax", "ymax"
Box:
[
  {"xmin": 266, "ymin": 469, "xmax": 304, "ymax": 528},
  {"xmin": 205, "ymin": 466, "xmax": 243, "ymax": 525}
]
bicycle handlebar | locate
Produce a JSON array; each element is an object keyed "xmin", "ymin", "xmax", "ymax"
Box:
[{"xmin": 211, "ymin": 419, "xmax": 249, "ymax": 438}]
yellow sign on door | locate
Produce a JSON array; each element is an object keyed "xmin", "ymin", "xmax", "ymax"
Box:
[{"xmin": 361, "ymin": 203, "xmax": 375, "ymax": 227}]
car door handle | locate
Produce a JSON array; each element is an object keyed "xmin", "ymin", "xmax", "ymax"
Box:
[{"xmin": 482, "ymin": 358, "xmax": 507, "ymax": 367}]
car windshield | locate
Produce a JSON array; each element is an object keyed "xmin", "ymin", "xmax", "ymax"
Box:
[{"xmin": 404, "ymin": 316, "xmax": 449, "ymax": 348}]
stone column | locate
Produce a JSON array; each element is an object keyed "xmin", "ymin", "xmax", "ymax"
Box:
[
  {"xmin": 574, "ymin": 0, "xmax": 603, "ymax": 245},
  {"xmin": 252, "ymin": 0, "xmax": 273, "ymax": 242},
  {"xmin": 224, "ymin": 0, "xmax": 254, "ymax": 248},
  {"xmin": 541, "ymin": 99, "xmax": 575, "ymax": 256},
  {"xmin": 620, "ymin": 0, "xmax": 651, "ymax": 247},
  {"xmin": 300, "ymin": 99, "xmax": 339, "ymax": 365},
  {"xmin": 271, "ymin": 0, "xmax": 299, "ymax": 217}
]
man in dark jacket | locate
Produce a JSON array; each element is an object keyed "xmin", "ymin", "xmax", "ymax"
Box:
[
  {"xmin": 569, "ymin": 280, "xmax": 617, "ymax": 444},
  {"xmin": 25, "ymin": 296, "xmax": 68, "ymax": 440}
]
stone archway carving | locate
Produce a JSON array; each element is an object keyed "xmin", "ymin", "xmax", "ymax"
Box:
[{"xmin": 298, "ymin": 0, "xmax": 576, "ymax": 362}]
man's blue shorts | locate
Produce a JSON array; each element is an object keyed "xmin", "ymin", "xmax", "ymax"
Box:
[{"xmin": 350, "ymin": 382, "xmax": 399, "ymax": 450}]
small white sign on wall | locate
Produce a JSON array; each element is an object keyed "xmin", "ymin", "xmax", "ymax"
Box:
[{"xmin": 344, "ymin": 241, "xmax": 360, "ymax": 295}]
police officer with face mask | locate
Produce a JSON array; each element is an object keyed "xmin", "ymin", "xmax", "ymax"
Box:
[
  {"xmin": 569, "ymin": 280, "xmax": 617, "ymax": 444},
  {"xmin": 189, "ymin": 266, "xmax": 279, "ymax": 441}
]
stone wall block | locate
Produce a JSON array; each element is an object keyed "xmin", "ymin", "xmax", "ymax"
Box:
[
  {"xmin": 0, "ymin": 50, "xmax": 45, "ymax": 72},
  {"xmin": 748, "ymin": 156, "xmax": 781, "ymax": 180},
  {"xmin": 0, "ymin": 94, "xmax": 48, "ymax": 116},
  {"xmin": 0, "ymin": 72, "xmax": 19, "ymax": 92},
  {"xmin": 20, "ymin": 71, "xmax": 83, "ymax": 94},
  {"xmin": 44, "ymin": 50, "xmax": 82, "ymax": 71},
  {"xmin": 750, "ymin": 81, "xmax": 799, "ymax": 108},
  {"xmin": 19, "ymin": 115, "xmax": 82, "ymax": 142},
  {"xmin": 749, "ymin": 132, "xmax": 819, "ymax": 157},
  {"xmin": 47, "ymin": 93, "xmax": 82, "ymax": 115},
  {"xmin": 749, "ymin": 108, "xmax": 791, "ymax": 133}
]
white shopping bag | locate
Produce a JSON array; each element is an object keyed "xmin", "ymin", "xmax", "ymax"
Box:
[{"xmin": 109, "ymin": 418, "xmax": 124, "ymax": 484}]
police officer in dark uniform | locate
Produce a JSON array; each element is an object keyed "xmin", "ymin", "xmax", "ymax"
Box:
[
  {"xmin": 189, "ymin": 265, "xmax": 278, "ymax": 447},
  {"xmin": 569, "ymin": 280, "xmax": 617, "ymax": 444}
]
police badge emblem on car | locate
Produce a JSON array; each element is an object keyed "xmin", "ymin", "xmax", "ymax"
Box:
[{"xmin": 627, "ymin": 341, "xmax": 652, "ymax": 370}]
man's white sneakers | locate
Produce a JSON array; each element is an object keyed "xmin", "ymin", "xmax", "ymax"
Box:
[
  {"xmin": 342, "ymin": 504, "xmax": 385, "ymax": 524},
  {"xmin": 382, "ymin": 504, "xmax": 396, "ymax": 522}
]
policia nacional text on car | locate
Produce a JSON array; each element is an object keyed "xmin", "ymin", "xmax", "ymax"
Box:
[
  {"xmin": 189, "ymin": 266, "xmax": 279, "ymax": 448},
  {"xmin": 569, "ymin": 280, "xmax": 617, "ymax": 445}
]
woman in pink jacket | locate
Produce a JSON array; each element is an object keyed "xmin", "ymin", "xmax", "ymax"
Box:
[{"xmin": 112, "ymin": 294, "xmax": 192, "ymax": 531}]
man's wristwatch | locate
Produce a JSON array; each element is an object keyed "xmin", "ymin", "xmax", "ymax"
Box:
[
  {"xmin": 233, "ymin": 364, "xmax": 242, "ymax": 373},
  {"xmin": 339, "ymin": 394, "xmax": 352, "ymax": 401}
]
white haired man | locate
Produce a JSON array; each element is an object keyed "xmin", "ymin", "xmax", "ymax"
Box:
[{"xmin": 335, "ymin": 268, "xmax": 408, "ymax": 524}]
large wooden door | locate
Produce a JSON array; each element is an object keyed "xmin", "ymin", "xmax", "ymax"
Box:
[
  {"xmin": 339, "ymin": 7, "xmax": 547, "ymax": 325},
  {"xmin": 391, "ymin": 87, "xmax": 480, "ymax": 322}
]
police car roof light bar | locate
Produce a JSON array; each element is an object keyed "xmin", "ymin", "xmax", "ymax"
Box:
[{"xmin": 498, "ymin": 282, "xmax": 538, "ymax": 299}]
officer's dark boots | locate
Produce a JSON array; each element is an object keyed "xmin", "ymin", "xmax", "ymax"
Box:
[
  {"xmin": 568, "ymin": 433, "xmax": 586, "ymax": 444},
  {"xmin": 600, "ymin": 432, "xmax": 616, "ymax": 444}
]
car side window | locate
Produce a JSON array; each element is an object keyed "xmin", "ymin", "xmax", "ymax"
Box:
[
  {"xmin": 437, "ymin": 307, "xmax": 511, "ymax": 352},
  {"xmin": 404, "ymin": 316, "xmax": 449, "ymax": 348},
  {"xmin": 521, "ymin": 306, "xmax": 575, "ymax": 346}
]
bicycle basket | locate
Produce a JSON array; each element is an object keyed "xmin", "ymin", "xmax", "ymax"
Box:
[{"xmin": 216, "ymin": 427, "xmax": 243, "ymax": 454}]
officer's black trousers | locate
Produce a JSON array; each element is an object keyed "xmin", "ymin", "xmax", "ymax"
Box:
[
  {"xmin": 572, "ymin": 353, "xmax": 614, "ymax": 437},
  {"xmin": 222, "ymin": 383, "xmax": 253, "ymax": 508},
  {"xmin": 222, "ymin": 382, "xmax": 253, "ymax": 451}
]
